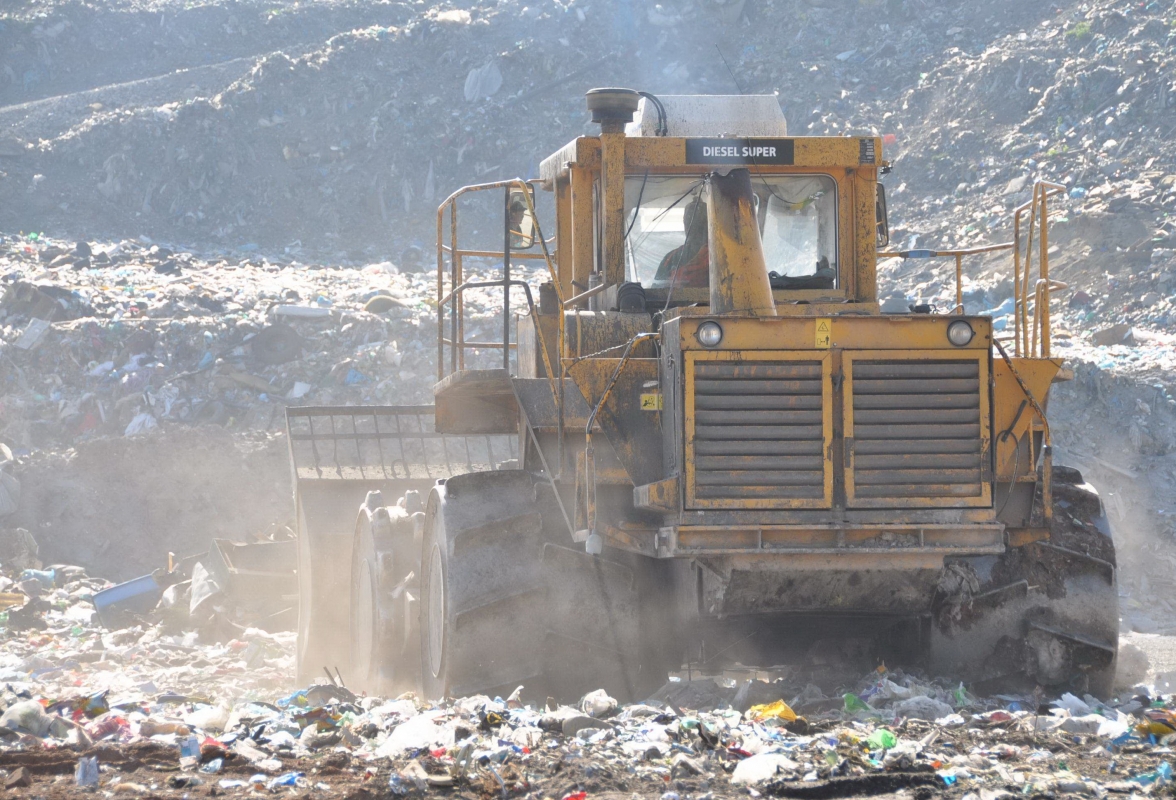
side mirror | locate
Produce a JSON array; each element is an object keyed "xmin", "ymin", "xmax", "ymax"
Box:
[
  {"xmin": 875, "ymin": 183, "xmax": 890, "ymax": 248},
  {"xmin": 508, "ymin": 187, "xmax": 537, "ymax": 250}
]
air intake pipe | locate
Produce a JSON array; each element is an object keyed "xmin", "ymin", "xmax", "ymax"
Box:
[{"xmin": 707, "ymin": 168, "xmax": 778, "ymax": 316}]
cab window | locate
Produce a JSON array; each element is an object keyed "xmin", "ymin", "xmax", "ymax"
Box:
[{"xmin": 623, "ymin": 174, "xmax": 838, "ymax": 290}]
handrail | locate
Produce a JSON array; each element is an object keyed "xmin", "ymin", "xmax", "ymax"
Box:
[
  {"xmin": 1012, "ymin": 182, "xmax": 1066, "ymax": 358},
  {"xmin": 435, "ymin": 178, "xmax": 569, "ymax": 479},
  {"xmin": 877, "ymin": 180, "xmax": 1066, "ymax": 358},
  {"xmin": 435, "ymin": 178, "xmax": 563, "ymax": 391},
  {"xmin": 1031, "ymin": 279, "xmax": 1068, "ymax": 358},
  {"xmin": 440, "ymin": 247, "xmax": 550, "ymax": 259},
  {"xmin": 563, "ymin": 282, "xmax": 607, "ymax": 309},
  {"xmin": 437, "ymin": 277, "xmax": 557, "ymax": 396},
  {"xmin": 877, "ymin": 243, "xmax": 1013, "ymax": 313}
]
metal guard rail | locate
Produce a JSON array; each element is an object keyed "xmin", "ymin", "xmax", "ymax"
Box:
[
  {"xmin": 435, "ymin": 179, "xmax": 566, "ymax": 411},
  {"xmin": 878, "ymin": 180, "xmax": 1066, "ymax": 359}
]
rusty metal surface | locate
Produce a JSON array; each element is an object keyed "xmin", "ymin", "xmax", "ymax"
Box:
[
  {"xmin": 286, "ymin": 405, "xmax": 518, "ymax": 483},
  {"xmin": 843, "ymin": 352, "xmax": 992, "ymax": 508},
  {"xmin": 633, "ymin": 476, "xmax": 679, "ymax": 513},
  {"xmin": 433, "ymin": 369, "xmax": 519, "ymax": 435},
  {"xmin": 568, "ymin": 358, "xmax": 662, "ymax": 487},
  {"xmin": 674, "ymin": 315, "xmax": 994, "ymax": 352},
  {"xmin": 696, "ymin": 558, "xmax": 948, "ymax": 616},
  {"xmin": 511, "ymin": 377, "xmax": 590, "ymax": 432},
  {"xmin": 566, "ymin": 311, "xmax": 655, "ymax": 359},
  {"xmin": 684, "ymin": 351, "xmax": 833, "ymax": 509},
  {"xmin": 664, "ymin": 523, "xmax": 1005, "ymax": 557},
  {"xmin": 706, "ymin": 169, "xmax": 777, "ymax": 316},
  {"xmin": 993, "ymin": 357, "xmax": 1061, "ymax": 481}
]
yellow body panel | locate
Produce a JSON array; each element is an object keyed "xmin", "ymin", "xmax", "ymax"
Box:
[
  {"xmin": 676, "ymin": 315, "xmax": 992, "ymax": 352},
  {"xmin": 993, "ymin": 357, "xmax": 1062, "ymax": 480}
]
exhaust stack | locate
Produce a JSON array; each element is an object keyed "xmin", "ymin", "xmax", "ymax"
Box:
[
  {"xmin": 707, "ymin": 169, "xmax": 777, "ymax": 316},
  {"xmin": 586, "ymin": 88, "xmax": 640, "ymax": 288}
]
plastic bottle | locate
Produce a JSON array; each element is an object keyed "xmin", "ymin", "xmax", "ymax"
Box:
[{"xmin": 75, "ymin": 756, "xmax": 99, "ymax": 787}]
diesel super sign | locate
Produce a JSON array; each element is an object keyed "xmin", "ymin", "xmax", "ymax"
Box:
[{"xmin": 685, "ymin": 139, "xmax": 795, "ymax": 166}]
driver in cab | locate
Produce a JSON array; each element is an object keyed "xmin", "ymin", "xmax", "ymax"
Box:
[{"xmin": 652, "ymin": 197, "xmax": 709, "ymax": 288}]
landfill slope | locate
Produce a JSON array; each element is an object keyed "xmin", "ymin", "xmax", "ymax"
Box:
[
  {"xmin": 0, "ymin": 235, "xmax": 533, "ymax": 578},
  {"xmin": 0, "ymin": 0, "xmax": 1170, "ymax": 270},
  {"xmin": 0, "ymin": 0, "xmax": 1173, "ymax": 791}
]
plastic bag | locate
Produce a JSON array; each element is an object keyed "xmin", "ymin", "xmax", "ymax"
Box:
[
  {"xmin": 843, "ymin": 693, "xmax": 871, "ymax": 713},
  {"xmin": 747, "ymin": 700, "xmax": 798, "ymax": 722},
  {"xmin": 0, "ymin": 700, "xmax": 52, "ymax": 737}
]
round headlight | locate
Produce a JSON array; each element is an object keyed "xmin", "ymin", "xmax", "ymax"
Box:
[
  {"xmin": 696, "ymin": 321, "xmax": 723, "ymax": 347},
  {"xmin": 947, "ymin": 320, "xmax": 974, "ymax": 347}
]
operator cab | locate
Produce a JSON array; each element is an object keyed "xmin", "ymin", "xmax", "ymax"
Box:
[
  {"xmin": 625, "ymin": 174, "xmax": 838, "ymax": 291},
  {"xmin": 621, "ymin": 94, "xmax": 841, "ymax": 303}
]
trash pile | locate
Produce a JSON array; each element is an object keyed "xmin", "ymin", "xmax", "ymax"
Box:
[
  {"xmin": 1, "ymin": 598, "xmax": 1176, "ymax": 800},
  {"xmin": 0, "ymin": 494, "xmax": 1171, "ymax": 798},
  {"xmin": 1, "ymin": 0, "xmax": 1172, "ymax": 377},
  {"xmin": 0, "ymin": 233, "xmax": 535, "ymax": 451},
  {"xmin": 0, "ymin": 0, "xmax": 1171, "ymax": 283},
  {"xmin": 863, "ymin": 0, "xmax": 1176, "ymax": 370}
]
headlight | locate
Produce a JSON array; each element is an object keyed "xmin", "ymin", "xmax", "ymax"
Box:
[
  {"xmin": 696, "ymin": 321, "xmax": 723, "ymax": 347},
  {"xmin": 947, "ymin": 320, "xmax": 974, "ymax": 347}
]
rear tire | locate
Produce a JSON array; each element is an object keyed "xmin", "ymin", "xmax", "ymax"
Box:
[{"xmin": 931, "ymin": 470, "xmax": 1119, "ymax": 697}]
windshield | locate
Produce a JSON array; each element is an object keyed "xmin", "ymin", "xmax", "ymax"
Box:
[{"xmin": 623, "ymin": 174, "xmax": 838, "ymax": 290}]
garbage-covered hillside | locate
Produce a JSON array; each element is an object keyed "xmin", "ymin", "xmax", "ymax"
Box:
[
  {"xmin": 0, "ymin": 0, "xmax": 1172, "ymax": 796},
  {"xmin": 1, "ymin": 0, "xmax": 1172, "ymax": 267}
]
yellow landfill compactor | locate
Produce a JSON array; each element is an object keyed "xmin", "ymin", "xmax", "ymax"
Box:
[{"xmin": 288, "ymin": 89, "xmax": 1118, "ymax": 700}]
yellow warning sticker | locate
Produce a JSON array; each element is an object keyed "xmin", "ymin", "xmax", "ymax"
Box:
[
  {"xmin": 815, "ymin": 319, "xmax": 832, "ymax": 348},
  {"xmin": 640, "ymin": 393, "xmax": 663, "ymax": 411}
]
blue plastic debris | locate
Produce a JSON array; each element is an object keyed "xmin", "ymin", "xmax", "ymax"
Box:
[
  {"xmin": 20, "ymin": 568, "xmax": 55, "ymax": 588},
  {"xmin": 92, "ymin": 573, "xmax": 160, "ymax": 622},
  {"xmin": 267, "ymin": 772, "xmax": 304, "ymax": 790}
]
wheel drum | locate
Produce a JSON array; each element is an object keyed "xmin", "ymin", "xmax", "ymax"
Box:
[
  {"xmin": 295, "ymin": 482, "xmax": 379, "ymax": 685},
  {"xmin": 350, "ymin": 502, "xmax": 421, "ymax": 695},
  {"xmin": 417, "ymin": 470, "xmax": 660, "ymax": 702},
  {"xmin": 930, "ymin": 476, "xmax": 1119, "ymax": 697}
]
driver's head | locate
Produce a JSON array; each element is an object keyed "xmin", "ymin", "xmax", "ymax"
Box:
[
  {"xmin": 683, "ymin": 197, "xmax": 708, "ymax": 241},
  {"xmin": 509, "ymin": 198, "xmax": 526, "ymax": 225}
]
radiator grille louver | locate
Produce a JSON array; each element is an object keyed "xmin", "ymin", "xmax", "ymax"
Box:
[
  {"xmin": 685, "ymin": 352, "xmax": 988, "ymax": 511},
  {"xmin": 688, "ymin": 357, "xmax": 830, "ymax": 508},
  {"xmin": 847, "ymin": 358, "xmax": 987, "ymax": 506}
]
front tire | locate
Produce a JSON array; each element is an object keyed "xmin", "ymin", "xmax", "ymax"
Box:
[{"xmin": 418, "ymin": 470, "xmax": 668, "ymax": 701}]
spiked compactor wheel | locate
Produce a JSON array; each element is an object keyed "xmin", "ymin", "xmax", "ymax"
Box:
[
  {"xmin": 931, "ymin": 472, "xmax": 1118, "ymax": 697},
  {"xmin": 412, "ymin": 470, "xmax": 672, "ymax": 701},
  {"xmin": 349, "ymin": 497, "xmax": 422, "ymax": 696}
]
